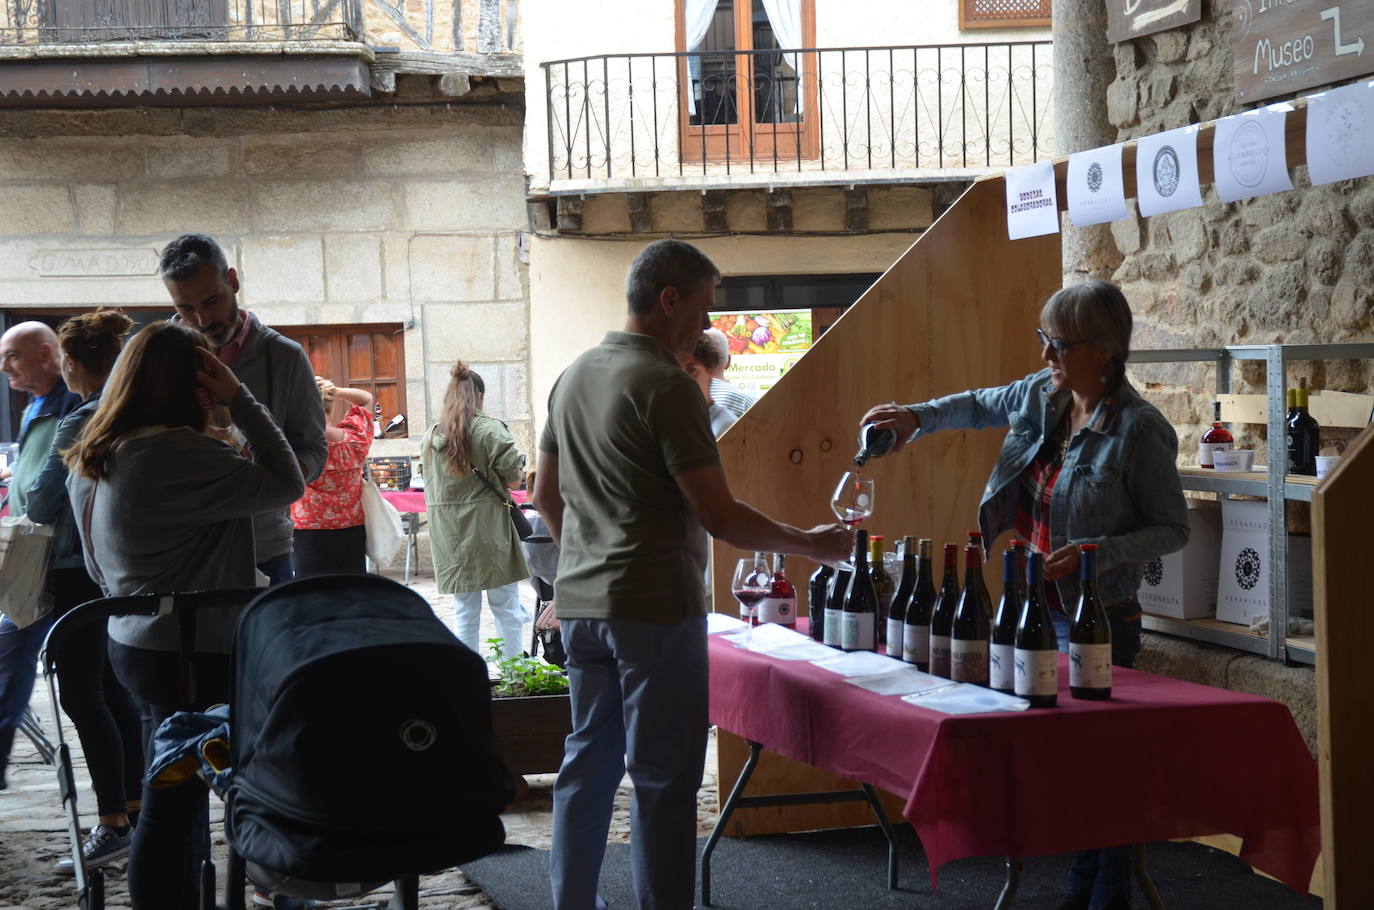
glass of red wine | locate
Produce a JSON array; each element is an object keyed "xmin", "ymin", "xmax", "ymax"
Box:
[
  {"xmin": 830, "ymin": 470, "xmax": 874, "ymax": 528},
  {"xmin": 732, "ymin": 556, "xmax": 771, "ymax": 645}
]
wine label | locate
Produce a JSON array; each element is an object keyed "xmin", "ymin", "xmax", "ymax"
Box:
[
  {"xmin": 903, "ymin": 623, "xmax": 929, "ymax": 665},
  {"xmin": 757, "ymin": 597, "xmax": 796, "ymax": 626},
  {"xmin": 1013, "ymin": 648, "xmax": 1059, "ymax": 697},
  {"xmin": 841, "ymin": 612, "xmax": 875, "ymax": 652},
  {"xmin": 1198, "ymin": 440, "xmax": 1232, "ymax": 467},
  {"xmin": 950, "ymin": 639, "xmax": 989, "ymax": 684},
  {"xmin": 1070, "ymin": 642, "xmax": 1112, "ymax": 690},
  {"xmin": 989, "ymin": 643, "xmax": 1015, "ymax": 691},
  {"xmin": 824, "ymin": 609, "xmax": 842, "ymax": 647},
  {"xmin": 929, "ymin": 635, "xmax": 951, "ymax": 677},
  {"xmin": 885, "ymin": 619, "xmax": 905, "ymax": 658}
]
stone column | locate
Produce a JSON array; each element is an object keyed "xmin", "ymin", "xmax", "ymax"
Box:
[{"xmin": 1052, "ymin": 0, "xmax": 1122, "ymax": 281}]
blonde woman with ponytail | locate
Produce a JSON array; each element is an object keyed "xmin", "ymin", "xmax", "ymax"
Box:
[{"xmin": 422, "ymin": 361, "xmax": 530, "ymax": 657}]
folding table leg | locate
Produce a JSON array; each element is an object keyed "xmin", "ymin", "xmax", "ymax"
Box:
[
  {"xmin": 699, "ymin": 739, "xmax": 763, "ymax": 906},
  {"xmin": 858, "ymin": 783, "xmax": 899, "ymax": 889},
  {"xmin": 993, "ymin": 856, "xmax": 1021, "ymax": 910},
  {"xmin": 1133, "ymin": 844, "xmax": 1166, "ymax": 910}
]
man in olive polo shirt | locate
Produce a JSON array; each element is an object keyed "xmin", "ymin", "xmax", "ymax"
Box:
[{"xmin": 533, "ymin": 239, "xmax": 850, "ymax": 910}]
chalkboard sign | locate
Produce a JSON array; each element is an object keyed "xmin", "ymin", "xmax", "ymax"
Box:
[
  {"xmin": 1106, "ymin": 0, "xmax": 1203, "ymax": 43},
  {"xmin": 1234, "ymin": 0, "xmax": 1374, "ymax": 102}
]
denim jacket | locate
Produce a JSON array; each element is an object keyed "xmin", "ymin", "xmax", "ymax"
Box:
[
  {"xmin": 25, "ymin": 394, "xmax": 98, "ymax": 571},
  {"xmin": 906, "ymin": 368, "xmax": 1189, "ymax": 610}
]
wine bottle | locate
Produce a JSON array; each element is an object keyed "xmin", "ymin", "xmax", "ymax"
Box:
[
  {"xmin": 758, "ymin": 554, "xmax": 796, "ymax": 627},
  {"xmin": 869, "ymin": 536, "xmax": 894, "ymax": 648},
  {"xmin": 886, "ymin": 536, "xmax": 916, "ymax": 658},
  {"xmin": 1014, "ymin": 552, "xmax": 1059, "ymax": 708},
  {"xmin": 928, "ymin": 543, "xmax": 960, "ymax": 678},
  {"xmin": 854, "ymin": 421, "xmax": 898, "ymax": 467},
  {"xmin": 989, "ymin": 547, "xmax": 1021, "ymax": 694},
  {"xmin": 373, "ymin": 401, "xmax": 384, "ymax": 439},
  {"xmin": 1198, "ymin": 400, "xmax": 1233, "ymax": 469},
  {"xmin": 903, "ymin": 538, "xmax": 935, "ymax": 670},
  {"xmin": 841, "ymin": 530, "xmax": 878, "ymax": 652},
  {"xmin": 966, "ymin": 530, "xmax": 992, "ymax": 619},
  {"xmin": 823, "ymin": 566, "xmax": 851, "ymax": 649},
  {"xmin": 1287, "ymin": 379, "xmax": 1320, "ymax": 476},
  {"xmin": 808, "ymin": 563, "xmax": 835, "ymax": 643},
  {"xmin": 950, "ymin": 545, "xmax": 991, "ymax": 685},
  {"xmin": 1069, "ymin": 544, "xmax": 1112, "ymax": 700}
]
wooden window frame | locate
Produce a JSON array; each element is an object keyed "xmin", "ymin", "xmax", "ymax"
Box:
[
  {"xmin": 277, "ymin": 323, "xmax": 408, "ymax": 429},
  {"xmin": 959, "ymin": 0, "xmax": 1051, "ymax": 30}
]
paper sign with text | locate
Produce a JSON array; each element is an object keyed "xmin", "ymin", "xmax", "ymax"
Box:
[
  {"xmin": 1135, "ymin": 125, "xmax": 1204, "ymax": 217},
  {"xmin": 1067, "ymin": 143, "xmax": 1129, "ymax": 226},
  {"xmin": 1004, "ymin": 161, "xmax": 1060, "ymax": 240},
  {"xmin": 1306, "ymin": 80, "xmax": 1374, "ymax": 187},
  {"xmin": 1213, "ymin": 103, "xmax": 1294, "ymax": 203}
]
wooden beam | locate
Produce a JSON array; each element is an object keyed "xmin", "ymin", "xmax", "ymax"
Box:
[
  {"xmin": 766, "ymin": 188, "xmax": 792, "ymax": 232},
  {"xmin": 701, "ymin": 189, "xmax": 728, "ymax": 233},
  {"xmin": 555, "ymin": 195, "xmax": 584, "ymax": 232},
  {"xmin": 845, "ymin": 186, "xmax": 868, "ymax": 232},
  {"xmin": 626, "ymin": 193, "xmax": 651, "ymax": 234}
]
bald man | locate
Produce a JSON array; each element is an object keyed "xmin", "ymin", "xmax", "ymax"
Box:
[{"xmin": 0, "ymin": 320, "xmax": 81, "ymax": 789}]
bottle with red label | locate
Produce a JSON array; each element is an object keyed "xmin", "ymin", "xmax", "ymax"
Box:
[
  {"xmin": 1199, "ymin": 401, "xmax": 1233, "ymax": 468},
  {"xmin": 757, "ymin": 553, "xmax": 797, "ymax": 627}
]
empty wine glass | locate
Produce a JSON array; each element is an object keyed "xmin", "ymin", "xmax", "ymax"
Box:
[
  {"xmin": 831, "ymin": 470, "xmax": 875, "ymax": 528},
  {"xmin": 732, "ymin": 556, "xmax": 771, "ymax": 646}
]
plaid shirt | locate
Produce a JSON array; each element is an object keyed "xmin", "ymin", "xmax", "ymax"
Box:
[{"xmin": 1016, "ymin": 418, "xmax": 1068, "ymax": 613}]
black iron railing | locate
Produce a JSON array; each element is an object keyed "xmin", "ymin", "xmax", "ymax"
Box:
[
  {"xmin": 542, "ymin": 43, "xmax": 1054, "ymax": 183},
  {"xmin": 0, "ymin": 0, "xmax": 362, "ymax": 44}
]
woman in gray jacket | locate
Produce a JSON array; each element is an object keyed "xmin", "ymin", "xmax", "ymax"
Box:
[{"xmin": 66, "ymin": 321, "xmax": 304, "ymax": 910}]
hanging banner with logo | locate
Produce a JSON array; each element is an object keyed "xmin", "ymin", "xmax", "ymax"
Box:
[
  {"xmin": 1004, "ymin": 161, "xmax": 1060, "ymax": 240},
  {"xmin": 1067, "ymin": 143, "xmax": 1129, "ymax": 226},
  {"xmin": 1306, "ymin": 79, "xmax": 1374, "ymax": 186},
  {"xmin": 1135, "ymin": 125, "xmax": 1204, "ymax": 217},
  {"xmin": 1212, "ymin": 103, "xmax": 1295, "ymax": 203}
]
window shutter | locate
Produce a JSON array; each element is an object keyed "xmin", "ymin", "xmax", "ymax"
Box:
[{"xmin": 959, "ymin": 0, "xmax": 1052, "ymax": 29}]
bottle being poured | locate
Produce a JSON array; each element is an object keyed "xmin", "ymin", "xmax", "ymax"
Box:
[{"xmin": 854, "ymin": 421, "xmax": 898, "ymax": 468}]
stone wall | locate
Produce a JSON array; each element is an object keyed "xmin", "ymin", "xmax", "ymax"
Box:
[{"xmin": 0, "ymin": 103, "xmax": 533, "ymax": 459}]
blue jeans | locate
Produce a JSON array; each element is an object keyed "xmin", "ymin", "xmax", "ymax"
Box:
[
  {"xmin": 0, "ymin": 611, "xmax": 57, "ymax": 760},
  {"xmin": 453, "ymin": 583, "xmax": 525, "ymax": 657},
  {"xmin": 550, "ymin": 616, "xmax": 709, "ymax": 910},
  {"xmin": 257, "ymin": 555, "xmax": 295, "ymax": 587},
  {"xmin": 1052, "ymin": 599, "xmax": 1142, "ymax": 910}
]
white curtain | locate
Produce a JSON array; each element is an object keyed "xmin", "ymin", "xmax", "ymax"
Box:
[
  {"xmin": 685, "ymin": 0, "xmax": 721, "ymax": 115},
  {"xmin": 759, "ymin": 0, "xmax": 804, "ymax": 115}
]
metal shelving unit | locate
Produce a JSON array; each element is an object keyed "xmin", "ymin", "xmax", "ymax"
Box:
[{"xmin": 1128, "ymin": 343, "xmax": 1374, "ymax": 665}]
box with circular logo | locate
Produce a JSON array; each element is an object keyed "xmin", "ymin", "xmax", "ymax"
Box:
[
  {"xmin": 1214, "ymin": 499, "xmax": 1313, "ymax": 628},
  {"xmin": 1138, "ymin": 501, "xmax": 1221, "ymax": 620}
]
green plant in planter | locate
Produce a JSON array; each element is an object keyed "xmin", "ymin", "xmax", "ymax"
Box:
[{"xmin": 487, "ymin": 637, "xmax": 570, "ymax": 698}]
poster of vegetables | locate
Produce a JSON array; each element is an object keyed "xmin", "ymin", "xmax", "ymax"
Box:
[{"xmin": 710, "ymin": 309, "xmax": 813, "ymax": 396}]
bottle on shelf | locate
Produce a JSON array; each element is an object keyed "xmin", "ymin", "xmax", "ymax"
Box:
[
  {"xmin": 950, "ymin": 544, "xmax": 992, "ymax": 685},
  {"xmin": 1069, "ymin": 544, "xmax": 1112, "ymax": 700},
  {"xmin": 966, "ymin": 530, "xmax": 992, "ymax": 619},
  {"xmin": 928, "ymin": 543, "xmax": 961, "ymax": 678},
  {"xmin": 824, "ymin": 565, "xmax": 852, "ymax": 649},
  {"xmin": 1287, "ymin": 378, "xmax": 1320, "ymax": 476},
  {"xmin": 990, "ymin": 546, "xmax": 1021, "ymax": 695},
  {"xmin": 854, "ymin": 421, "xmax": 898, "ymax": 467},
  {"xmin": 1198, "ymin": 400, "xmax": 1233, "ymax": 469},
  {"xmin": 886, "ymin": 536, "xmax": 916, "ymax": 659},
  {"xmin": 373, "ymin": 401, "xmax": 384, "ymax": 439},
  {"xmin": 869, "ymin": 536, "xmax": 894, "ymax": 647},
  {"xmin": 841, "ymin": 530, "xmax": 879, "ymax": 653},
  {"xmin": 808, "ymin": 562, "xmax": 835, "ymax": 643},
  {"xmin": 1014, "ymin": 552, "xmax": 1059, "ymax": 708},
  {"xmin": 758, "ymin": 554, "xmax": 797, "ymax": 628},
  {"xmin": 903, "ymin": 538, "xmax": 936, "ymax": 670}
]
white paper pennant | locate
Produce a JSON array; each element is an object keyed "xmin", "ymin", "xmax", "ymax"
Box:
[
  {"xmin": 1213, "ymin": 103, "xmax": 1294, "ymax": 203},
  {"xmin": 1306, "ymin": 80, "xmax": 1374, "ymax": 187},
  {"xmin": 1135, "ymin": 125, "xmax": 1204, "ymax": 217},
  {"xmin": 1004, "ymin": 160, "xmax": 1060, "ymax": 240},
  {"xmin": 1067, "ymin": 143, "xmax": 1129, "ymax": 226}
]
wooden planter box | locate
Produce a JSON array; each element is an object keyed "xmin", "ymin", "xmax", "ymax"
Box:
[{"xmin": 490, "ymin": 692, "xmax": 572, "ymax": 776}]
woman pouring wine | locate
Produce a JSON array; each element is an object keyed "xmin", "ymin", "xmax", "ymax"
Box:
[{"xmin": 858, "ymin": 279, "xmax": 1189, "ymax": 910}]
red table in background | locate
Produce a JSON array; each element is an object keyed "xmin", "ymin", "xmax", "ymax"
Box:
[
  {"xmin": 377, "ymin": 489, "xmax": 531, "ymax": 583},
  {"xmin": 706, "ymin": 629, "xmax": 1320, "ymax": 902}
]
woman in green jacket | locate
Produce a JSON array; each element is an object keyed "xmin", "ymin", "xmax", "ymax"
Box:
[{"xmin": 423, "ymin": 362, "xmax": 530, "ymax": 657}]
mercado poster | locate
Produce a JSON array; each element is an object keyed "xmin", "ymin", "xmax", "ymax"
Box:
[
  {"xmin": 1212, "ymin": 103, "xmax": 1294, "ymax": 202},
  {"xmin": 711, "ymin": 309, "xmax": 812, "ymax": 396},
  {"xmin": 1004, "ymin": 161, "xmax": 1060, "ymax": 240},
  {"xmin": 1305, "ymin": 80, "xmax": 1374, "ymax": 186},
  {"xmin": 1135, "ymin": 124, "xmax": 1204, "ymax": 217},
  {"xmin": 1067, "ymin": 143, "xmax": 1129, "ymax": 226}
]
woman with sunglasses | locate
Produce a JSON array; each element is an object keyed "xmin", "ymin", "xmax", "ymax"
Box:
[{"xmin": 859, "ymin": 279, "xmax": 1188, "ymax": 910}]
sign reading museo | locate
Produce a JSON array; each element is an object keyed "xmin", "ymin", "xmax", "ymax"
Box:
[
  {"xmin": 1107, "ymin": 0, "xmax": 1203, "ymax": 43},
  {"xmin": 1234, "ymin": 0, "xmax": 1374, "ymax": 103}
]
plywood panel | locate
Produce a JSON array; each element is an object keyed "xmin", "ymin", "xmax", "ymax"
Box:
[
  {"xmin": 1312, "ymin": 422, "xmax": 1374, "ymax": 909},
  {"xmin": 712, "ymin": 176, "xmax": 1059, "ymax": 835}
]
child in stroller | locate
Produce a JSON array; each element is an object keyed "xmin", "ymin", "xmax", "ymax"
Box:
[{"xmin": 520, "ymin": 505, "xmax": 565, "ymax": 668}]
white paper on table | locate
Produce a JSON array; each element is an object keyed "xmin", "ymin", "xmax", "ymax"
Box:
[
  {"xmin": 843, "ymin": 666, "xmax": 956, "ymax": 697},
  {"xmin": 707, "ymin": 613, "xmax": 748, "ymax": 635},
  {"xmin": 1004, "ymin": 160, "xmax": 1060, "ymax": 240},
  {"xmin": 811, "ymin": 650, "xmax": 907, "ymax": 678},
  {"xmin": 1306, "ymin": 80, "xmax": 1374, "ymax": 187},
  {"xmin": 731, "ymin": 622, "xmax": 812, "ymax": 653},
  {"xmin": 901, "ymin": 683, "xmax": 1030, "ymax": 715},
  {"xmin": 767, "ymin": 639, "xmax": 842, "ymax": 661},
  {"xmin": 1067, "ymin": 143, "xmax": 1129, "ymax": 226},
  {"xmin": 1135, "ymin": 124, "xmax": 1204, "ymax": 216},
  {"xmin": 1213, "ymin": 103, "xmax": 1294, "ymax": 203}
]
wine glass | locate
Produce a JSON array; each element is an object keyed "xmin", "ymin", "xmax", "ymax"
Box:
[
  {"xmin": 831, "ymin": 470, "xmax": 875, "ymax": 528},
  {"xmin": 732, "ymin": 556, "xmax": 771, "ymax": 646}
]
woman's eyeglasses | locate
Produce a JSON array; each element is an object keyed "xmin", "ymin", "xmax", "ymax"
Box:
[{"xmin": 1036, "ymin": 328, "xmax": 1086, "ymax": 358}]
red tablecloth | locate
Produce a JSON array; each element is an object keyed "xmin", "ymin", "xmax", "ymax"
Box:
[
  {"xmin": 708, "ymin": 633, "xmax": 1320, "ymax": 892},
  {"xmin": 380, "ymin": 488, "xmax": 528, "ymax": 514}
]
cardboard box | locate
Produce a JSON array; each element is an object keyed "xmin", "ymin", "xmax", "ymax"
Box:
[
  {"xmin": 1215, "ymin": 499, "xmax": 1313, "ymax": 627},
  {"xmin": 1139, "ymin": 501, "xmax": 1221, "ymax": 619}
]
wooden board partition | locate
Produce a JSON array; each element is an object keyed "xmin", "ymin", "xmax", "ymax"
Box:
[
  {"xmin": 710, "ymin": 176, "xmax": 1059, "ymax": 835},
  {"xmin": 1312, "ymin": 422, "xmax": 1374, "ymax": 909}
]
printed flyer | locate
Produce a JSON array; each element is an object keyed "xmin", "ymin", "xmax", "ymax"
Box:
[{"xmin": 711, "ymin": 309, "xmax": 813, "ymax": 396}]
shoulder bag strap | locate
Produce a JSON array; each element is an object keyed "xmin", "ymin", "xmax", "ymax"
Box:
[{"xmin": 470, "ymin": 465, "xmax": 517, "ymax": 512}]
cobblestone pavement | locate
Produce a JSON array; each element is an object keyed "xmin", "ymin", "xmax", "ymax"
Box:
[{"xmin": 0, "ymin": 569, "xmax": 720, "ymax": 909}]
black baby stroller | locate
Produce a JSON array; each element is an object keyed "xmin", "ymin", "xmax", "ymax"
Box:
[
  {"xmin": 520, "ymin": 505, "xmax": 565, "ymax": 668},
  {"xmin": 214, "ymin": 573, "xmax": 516, "ymax": 909}
]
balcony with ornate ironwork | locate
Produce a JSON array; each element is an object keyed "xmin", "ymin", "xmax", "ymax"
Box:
[{"xmin": 534, "ymin": 42, "xmax": 1053, "ymax": 197}]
